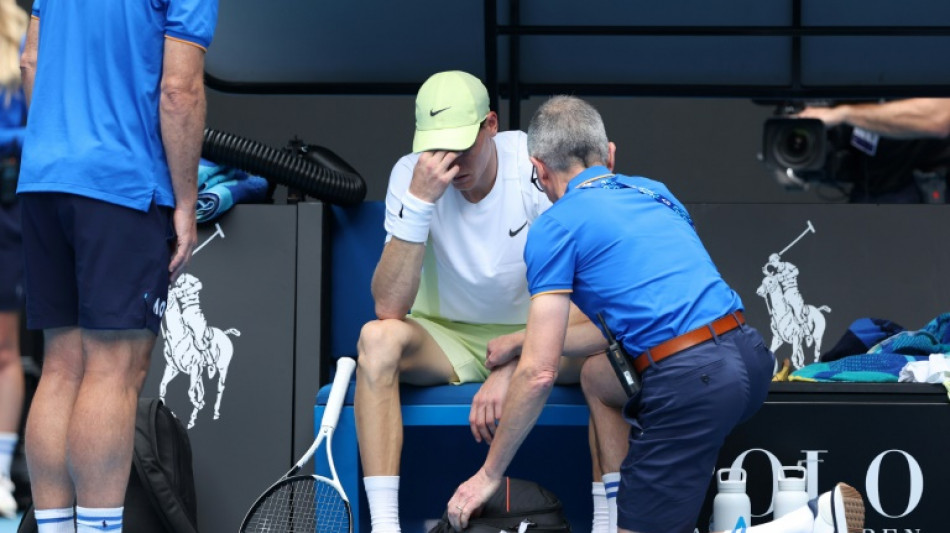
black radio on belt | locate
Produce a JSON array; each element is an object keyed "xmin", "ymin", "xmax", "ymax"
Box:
[{"xmin": 597, "ymin": 312, "xmax": 641, "ymax": 399}]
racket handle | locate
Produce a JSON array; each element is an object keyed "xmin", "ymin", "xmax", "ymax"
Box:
[{"xmin": 321, "ymin": 357, "xmax": 356, "ymax": 429}]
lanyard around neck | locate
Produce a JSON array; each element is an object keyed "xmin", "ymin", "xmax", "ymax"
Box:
[{"xmin": 575, "ymin": 173, "xmax": 694, "ymax": 228}]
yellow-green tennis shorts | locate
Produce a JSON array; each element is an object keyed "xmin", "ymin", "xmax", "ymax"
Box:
[{"xmin": 408, "ymin": 313, "xmax": 525, "ymax": 383}]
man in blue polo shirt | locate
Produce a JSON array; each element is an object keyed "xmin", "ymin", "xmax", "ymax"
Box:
[
  {"xmin": 18, "ymin": 0, "xmax": 216, "ymax": 531},
  {"xmin": 446, "ymin": 96, "xmax": 865, "ymax": 533}
]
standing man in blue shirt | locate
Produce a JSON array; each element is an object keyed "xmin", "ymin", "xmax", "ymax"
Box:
[
  {"xmin": 446, "ymin": 96, "xmax": 865, "ymax": 533},
  {"xmin": 18, "ymin": 0, "xmax": 216, "ymax": 531}
]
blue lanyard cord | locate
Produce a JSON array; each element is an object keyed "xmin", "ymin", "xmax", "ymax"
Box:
[{"xmin": 576, "ymin": 174, "xmax": 695, "ymax": 228}]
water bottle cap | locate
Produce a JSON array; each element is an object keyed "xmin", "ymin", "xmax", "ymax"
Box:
[
  {"xmin": 717, "ymin": 468, "xmax": 746, "ymax": 483},
  {"xmin": 778, "ymin": 465, "xmax": 807, "ymax": 490},
  {"xmin": 716, "ymin": 469, "xmax": 747, "ymax": 491}
]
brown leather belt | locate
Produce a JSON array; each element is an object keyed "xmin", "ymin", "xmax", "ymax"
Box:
[{"xmin": 632, "ymin": 311, "xmax": 745, "ymax": 374}]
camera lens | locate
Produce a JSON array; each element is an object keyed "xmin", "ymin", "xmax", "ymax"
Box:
[
  {"xmin": 781, "ymin": 129, "xmax": 813, "ymax": 161},
  {"xmin": 763, "ymin": 117, "xmax": 827, "ymax": 174},
  {"xmin": 775, "ymin": 127, "xmax": 817, "ymax": 168},
  {"xmin": 785, "ymin": 129, "xmax": 811, "ymax": 157}
]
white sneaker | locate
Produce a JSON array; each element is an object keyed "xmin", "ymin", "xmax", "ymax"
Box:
[
  {"xmin": 811, "ymin": 483, "xmax": 864, "ymax": 533},
  {"xmin": 0, "ymin": 475, "xmax": 16, "ymax": 519}
]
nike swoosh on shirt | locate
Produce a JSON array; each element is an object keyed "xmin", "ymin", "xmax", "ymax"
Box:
[
  {"xmin": 399, "ymin": 204, "xmax": 404, "ymax": 218},
  {"xmin": 508, "ymin": 221, "xmax": 528, "ymax": 237}
]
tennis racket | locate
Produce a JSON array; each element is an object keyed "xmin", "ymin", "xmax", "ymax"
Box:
[{"xmin": 240, "ymin": 356, "xmax": 357, "ymax": 533}]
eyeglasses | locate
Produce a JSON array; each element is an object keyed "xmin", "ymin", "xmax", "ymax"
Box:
[{"xmin": 530, "ymin": 166, "xmax": 545, "ymax": 192}]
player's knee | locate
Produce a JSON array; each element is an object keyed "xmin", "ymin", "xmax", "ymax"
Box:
[
  {"xmin": 555, "ymin": 355, "xmax": 586, "ymax": 384},
  {"xmin": 357, "ymin": 319, "xmax": 410, "ymax": 375},
  {"xmin": 580, "ymin": 354, "xmax": 611, "ymax": 400}
]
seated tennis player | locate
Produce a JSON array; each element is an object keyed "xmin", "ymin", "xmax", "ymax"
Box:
[{"xmin": 353, "ymin": 71, "xmax": 612, "ymax": 533}]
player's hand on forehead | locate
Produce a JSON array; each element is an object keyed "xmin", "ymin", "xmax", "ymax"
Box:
[{"xmin": 410, "ymin": 150, "xmax": 461, "ymax": 202}]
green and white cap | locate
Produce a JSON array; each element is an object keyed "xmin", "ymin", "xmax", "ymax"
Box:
[{"xmin": 412, "ymin": 71, "xmax": 490, "ymax": 153}]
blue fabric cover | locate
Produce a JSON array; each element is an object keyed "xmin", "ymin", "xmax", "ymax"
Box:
[
  {"xmin": 819, "ymin": 317, "xmax": 905, "ymax": 362},
  {"xmin": 195, "ymin": 160, "xmax": 269, "ymax": 223},
  {"xmin": 316, "ymin": 382, "xmax": 586, "ymax": 406},
  {"xmin": 791, "ymin": 312, "xmax": 950, "ymax": 382}
]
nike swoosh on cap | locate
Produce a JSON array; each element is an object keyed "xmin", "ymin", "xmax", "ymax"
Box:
[
  {"xmin": 429, "ymin": 107, "xmax": 451, "ymax": 116},
  {"xmin": 508, "ymin": 221, "xmax": 528, "ymax": 237}
]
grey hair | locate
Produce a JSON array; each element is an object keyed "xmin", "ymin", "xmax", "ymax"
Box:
[{"xmin": 527, "ymin": 96, "xmax": 609, "ymax": 172}]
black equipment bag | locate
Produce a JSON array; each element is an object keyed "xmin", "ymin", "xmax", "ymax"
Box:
[
  {"xmin": 428, "ymin": 478, "xmax": 571, "ymax": 533},
  {"xmin": 18, "ymin": 397, "xmax": 199, "ymax": 533}
]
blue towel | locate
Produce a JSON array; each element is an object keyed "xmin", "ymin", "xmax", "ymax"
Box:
[
  {"xmin": 196, "ymin": 160, "xmax": 269, "ymax": 223},
  {"xmin": 790, "ymin": 312, "xmax": 950, "ymax": 382},
  {"xmin": 873, "ymin": 312, "xmax": 950, "ymax": 351},
  {"xmin": 820, "ymin": 317, "xmax": 905, "ymax": 363},
  {"xmin": 198, "ymin": 158, "xmax": 244, "ymax": 189},
  {"xmin": 789, "ymin": 353, "xmax": 925, "ymax": 383}
]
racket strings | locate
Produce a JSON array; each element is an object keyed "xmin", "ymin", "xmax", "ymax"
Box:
[{"xmin": 244, "ymin": 478, "xmax": 350, "ymax": 532}]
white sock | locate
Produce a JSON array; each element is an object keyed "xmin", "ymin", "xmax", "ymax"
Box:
[
  {"xmin": 742, "ymin": 503, "xmax": 813, "ymax": 533},
  {"xmin": 365, "ymin": 475, "xmax": 401, "ymax": 533},
  {"xmin": 591, "ymin": 482, "xmax": 609, "ymax": 533},
  {"xmin": 0, "ymin": 432, "xmax": 17, "ymax": 479},
  {"xmin": 76, "ymin": 505, "xmax": 122, "ymax": 532},
  {"xmin": 35, "ymin": 507, "xmax": 75, "ymax": 533},
  {"xmin": 602, "ymin": 472, "xmax": 620, "ymax": 533}
]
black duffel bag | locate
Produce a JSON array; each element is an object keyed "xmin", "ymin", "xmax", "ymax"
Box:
[{"xmin": 429, "ymin": 477, "xmax": 571, "ymax": 533}]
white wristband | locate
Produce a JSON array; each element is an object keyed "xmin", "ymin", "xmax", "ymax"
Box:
[{"xmin": 390, "ymin": 191, "xmax": 434, "ymax": 243}]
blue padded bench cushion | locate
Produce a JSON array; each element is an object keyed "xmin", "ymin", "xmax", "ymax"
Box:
[
  {"xmin": 316, "ymin": 382, "xmax": 587, "ymax": 406},
  {"xmin": 315, "ymin": 381, "xmax": 589, "ymax": 427}
]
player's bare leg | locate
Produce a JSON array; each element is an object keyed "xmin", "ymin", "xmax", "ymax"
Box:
[{"xmin": 355, "ymin": 318, "xmax": 456, "ymax": 533}]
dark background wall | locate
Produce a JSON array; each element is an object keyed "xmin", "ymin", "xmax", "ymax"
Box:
[
  {"xmin": 204, "ymin": 92, "xmax": 835, "ymax": 205},
  {"xmin": 19, "ymin": 0, "xmax": 947, "ymax": 205},
  {"xmin": 198, "ymin": 0, "xmax": 950, "ymax": 206}
]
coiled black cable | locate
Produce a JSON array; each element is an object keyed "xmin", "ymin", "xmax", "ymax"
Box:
[{"xmin": 201, "ymin": 128, "xmax": 366, "ymax": 206}]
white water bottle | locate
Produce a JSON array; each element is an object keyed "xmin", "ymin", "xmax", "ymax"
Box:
[
  {"xmin": 774, "ymin": 466, "xmax": 809, "ymax": 519},
  {"xmin": 712, "ymin": 468, "xmax": 751, "ymax": 532}
]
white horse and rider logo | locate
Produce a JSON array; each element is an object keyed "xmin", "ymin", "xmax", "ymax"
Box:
[
  {"xmin": 756, "ymin": 221, "xmax": 831, "ymax": 379},
  {"xmin": 159, "ymin": 224, "xmax": 240, "ymax": 428}
]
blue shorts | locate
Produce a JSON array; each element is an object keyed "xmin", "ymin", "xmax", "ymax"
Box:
[
  {"xmin": 0, "ymin": 200, "xmax": 23, "ymax": 310},
  {"xmin": 617, "ymin": 323, "xmax": 774, "ymax": 533},
  {"xmin": 20, "ymin": 193, "xmax": 175, "ymax": 335}
]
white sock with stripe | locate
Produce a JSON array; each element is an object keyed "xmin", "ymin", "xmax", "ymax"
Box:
[
  {"xmin": 35, "ymin": 507, "xmax": 75, "ymax": 533},
  {"xmin": 602, "ymin": 472, "xmax": 620, "ymax": 533},
  {"xmin": 76, "ymin": 505, "xmax": 123, "ymax": 532},
  {"xmin": 365, "ymin": 475, "xmax": 401, "ymax": 533},
  {"xmin": 590, "ymin": 482, "xmax": 609, "ymax": 533}
]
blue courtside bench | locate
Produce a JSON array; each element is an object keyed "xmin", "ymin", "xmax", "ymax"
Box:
[{"xmin": 314, "ymin": 202, "xmax": 592, "ymax": 533}]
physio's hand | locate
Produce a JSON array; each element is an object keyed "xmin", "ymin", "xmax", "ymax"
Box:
[
  {"xmin": 447, "ymin": 468, "xmax": 501, "ymax": 531},
  {"xmin": 408, "ymin": 150, "xmax": 461, "ymax": 203},
  {"xmin": 169, "ymin": 206, "xmax": 197, "ymax": 283},
  {"xmin": 485, "ymin": 331, "xmax": 524, "ymax": 369},
  {"xmin": 794, "ymin": 106, "xmax": 846, "ymax": 127},
  {"xmin": 470, "ymin": 362, "xmax": 515, "ymax": 444}
]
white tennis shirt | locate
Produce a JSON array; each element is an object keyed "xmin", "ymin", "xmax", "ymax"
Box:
[{"xmin": 384, "ymin": 131, "xmax": 551, "ymax": 325}]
